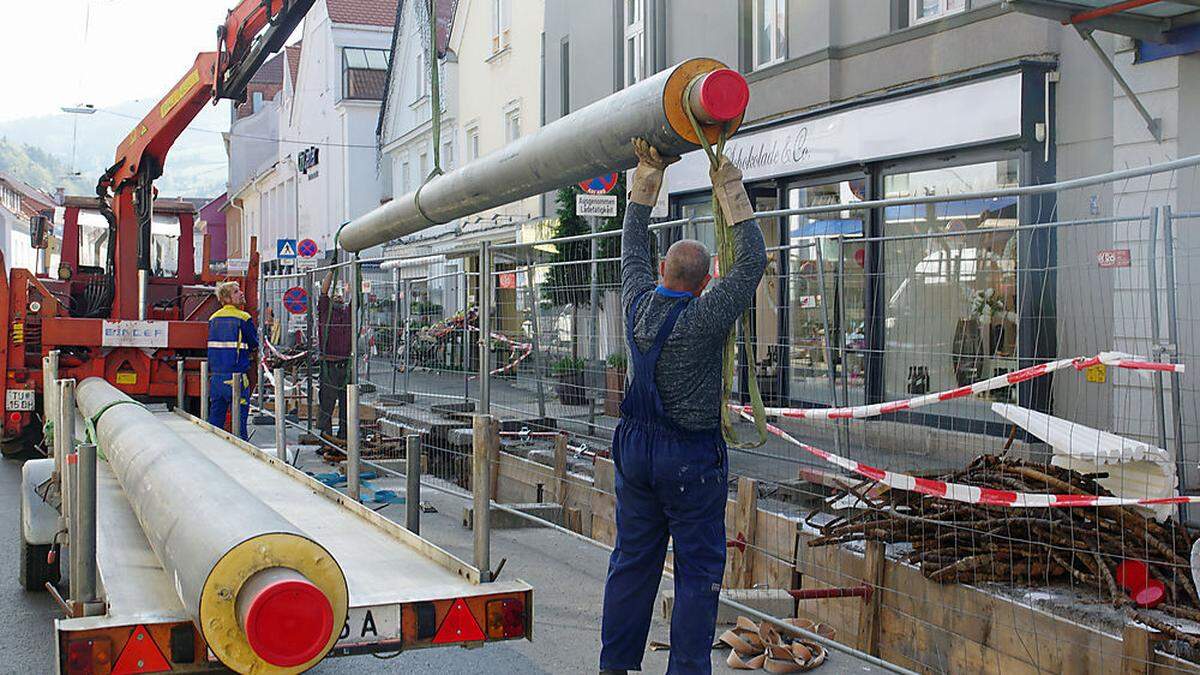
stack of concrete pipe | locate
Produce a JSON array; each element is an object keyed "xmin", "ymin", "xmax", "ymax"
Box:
[{"xmin": 76, "ymin": 377, "xmax": 347, "ymax": 673}]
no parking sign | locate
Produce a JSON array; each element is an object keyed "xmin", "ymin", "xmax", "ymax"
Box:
[{"xmin": 283, "ymin": 286, "xmax": 309, "ymax": 314}]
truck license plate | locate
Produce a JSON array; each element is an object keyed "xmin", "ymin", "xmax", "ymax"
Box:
[{"xmin": 6, "ymin": 389, "xmax": 34, "ymax": 411}]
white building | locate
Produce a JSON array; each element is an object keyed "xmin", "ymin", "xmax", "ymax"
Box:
[
  {"xmin": 0, "ymin": 172, "xmax": 56, "ymax": 273},
  {"xmin": 226, "ymin": 0, "xmax": 398, "ymax": 264}
]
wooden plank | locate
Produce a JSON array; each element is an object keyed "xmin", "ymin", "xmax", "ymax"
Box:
[
  {"xmin": 553, "ymin": 432, "xmax": 568, "ymax": 503},
  {"xmin": 1123, "ymin": 625, "xmax": 1152, "ymax": 675},
  {"xmin": 729, "ymin": 477, "xmax": 758, "ymax": 588},
  {"xmin": 857, "ymin": 540, "xmax": 885, "ymax": 656},
  {"xmin": 564, "ymin": 507, "xmax": 582, "ymax": 533},
  {"xmin": 594, "ymin": 457, "xmax": 615, "ymax": 493}
]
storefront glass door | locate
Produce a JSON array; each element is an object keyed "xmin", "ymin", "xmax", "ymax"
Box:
[
  {"xmin": 785, "ymin": 178, "xmax": 867, "ymax": 407},
  {"xmin": 881, "ymin": 158, "xmax": 1020, "ymax": 420}
]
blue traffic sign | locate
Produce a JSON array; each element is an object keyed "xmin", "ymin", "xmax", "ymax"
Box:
[{"xmin": 277, "ymin": 238, "xmax": 298, "ymax": 259}]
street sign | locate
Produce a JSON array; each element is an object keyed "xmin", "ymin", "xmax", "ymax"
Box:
[
  {"xmin": 498, "ymin": 272, "xmax": 517, "ymax": 289},
  {"xmin": 298, "ymin": 238, "xmax": 320, "ymax": 258},
  {"xmin": 277, "ymin": 238, "xmax": 298, "ymax": 259},
  {"xmin": 1097, "ymin": 249, "xmax": 1131, "ymax": 268},
  {"xmin": 578, "ymin": 173, "xmax": 618, "ymax": 195},
  {"xmin": 283, "ymin": 286, "xmax": 309, "ymax": 314},
  {"xmin": 576, "ymin": 194, "xmax": 618, "ymax": 217}
]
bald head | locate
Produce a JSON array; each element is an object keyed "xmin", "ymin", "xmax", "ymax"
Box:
[{"xmin": 660, "ymin": 239, "xmax": 712, "ymax": 295}]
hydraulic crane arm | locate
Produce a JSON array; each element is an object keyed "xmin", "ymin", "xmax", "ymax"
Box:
[
  {"xmin": 104, "ymin": 0, "xmax": 316, "ymax": 194},
  {"xmin": 95, "ymin": 0, "xmax": 315, "ymax": 320}
]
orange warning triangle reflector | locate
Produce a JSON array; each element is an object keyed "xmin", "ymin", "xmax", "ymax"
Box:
[
  {"xmin": 432, "ymin": 598, "xmax": 485, "ymax": 644},
  {"xmin": 112, "ymin": 625, "xmax": 172, "ymax": 674}
]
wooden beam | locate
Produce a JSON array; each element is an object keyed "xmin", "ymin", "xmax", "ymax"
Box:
[
  {"xmin": 857, "ymin": 540, "xmax": 885, "ymax": 656},
  {"xmin": 553, "ymin": 432, "xmax": 568, "ymax": 503},
  {"xmin": 1121, "ymin": 623, "xmax": 1152, "ymax": 675},
  {"xmin": 730, "ymin": 477, "xmax": 758, "ymax": 588}
]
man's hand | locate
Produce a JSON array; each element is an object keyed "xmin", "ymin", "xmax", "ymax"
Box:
[
  {"xmin": 709, "ymin": 155, "xmax": 754, "ymax": 225},
  {"xmin": 629, "ymin": 138, "xmax": 679, "ymax": 206}
]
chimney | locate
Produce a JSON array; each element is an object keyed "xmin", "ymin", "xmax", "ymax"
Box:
[{"xmin": 54, "ymin": 187, "xmax": 65, "ymax": 205}]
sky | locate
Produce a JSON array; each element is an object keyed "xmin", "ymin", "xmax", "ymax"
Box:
[{"xmin": 0, "ymin": 0, "xmax": 247, "ymax": 122}]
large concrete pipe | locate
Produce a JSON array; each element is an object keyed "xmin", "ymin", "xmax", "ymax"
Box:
[
  {"xmin": 75, "ymin": 378, "xmax": 348, "ymax": 673},
  {"xmin": 338, "ymin": 57, "xmax": 749, "ymax": 253}
]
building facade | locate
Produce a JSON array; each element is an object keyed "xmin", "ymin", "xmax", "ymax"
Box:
[
  {"xmin": 0, "ymin": 172, "xmax": 56, "ymax": 273},
  {"xmin": 226, "ymin": 0, "xmax": 398, "ymax": 265},
  {"xmin": 542, "ymin": 0, "xmax": 1200, "ymax": 453}
]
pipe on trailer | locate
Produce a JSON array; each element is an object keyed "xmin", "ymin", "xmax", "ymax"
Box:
[
  {"xmin": 75, "ymin": 377, "xmax": 348, "ymax": 673},
  {"xmin": 337, "ymin": 58, "xmax": 749, "ymax": 252}
]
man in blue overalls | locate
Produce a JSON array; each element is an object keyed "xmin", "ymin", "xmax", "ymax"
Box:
[
  {"xmin": 207, "ymin": 281, "xmax": 259, "ymax": 439},
  {"xmin": 600, "ymin": 139, "xmax": 766, "ymax": 673}
]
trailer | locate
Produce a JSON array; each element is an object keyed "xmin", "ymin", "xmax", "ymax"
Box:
[{"xmin": 21, "ymin": 374, "xmax": 532, "ymax": 673}]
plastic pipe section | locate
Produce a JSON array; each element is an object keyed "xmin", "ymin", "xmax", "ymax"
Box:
[
  {"xmin": 338, "ymin": 59, "xmax": 749, "ymax": 252},
  {"xmin": 74, "ymin": 378, "xmax": 348, "ymax": 673}
]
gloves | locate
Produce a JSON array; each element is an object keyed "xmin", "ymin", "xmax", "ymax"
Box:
[
  {"xmin": 710, "ymin": 156, "xmax": 754, "ymax": 224},
  {"xmin": 629, "ymin": 138, "xmax": 678, "ymax": 206}
]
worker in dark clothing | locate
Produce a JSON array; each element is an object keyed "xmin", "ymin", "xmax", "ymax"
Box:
[
  {"xmin": 600, "ymin": 139, "xmax": 766, "ymax": 674},
  {"xmin": 318, "ymin": 271, "xmax": 352, "ymax": 443},
  {"xmin": 207, "ymin": 281, "xmax": 259, "ymax": 439}
]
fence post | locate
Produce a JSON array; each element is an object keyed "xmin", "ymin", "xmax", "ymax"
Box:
[
  {"xmin": 306, "ymin": 270, "xmax": 316, "ymax": 433},
  {"xmin": 350, "ymin": 260, "xmax": 360, "ymax": 387},
  {"xmin": 403, "ymin": 277, "xmax": 413, "ymax": 395},
  {"xmin": 405, "ymin": 434, "xmax": 421, "ymax": 534},
  {"xmin": 1162, "ymin": 205, "xmax": 1190, "ymax": 521},
  {"xmin": 256, "ymin": 266, "xmax": 266, "ymax": 417},
  {"xmin": 813, "ymin": 242, "xmax": 843, "ymax": 457},
  {"xmin": 231, "ymin": 372, "xmax": 242, "ymax": 439},
  {"xmin": 58, "ymin": 378, "xmax": 77, "ymax": 602},
  {"xmin": 43, "ymin": 351, "xmax": 59, "ymax": 468},
  {"xmin": 347, "ymin": 383, "xmax": 360, "ymax": 502},
  {"xmin": 199, "ymin": 360, "xmax": 209, "ymax": 422},
  {"xmin": 392, "ymin": 268, "xmax": 401, "ymax": 395},
  {"xmin": 1147, "ymin": 207, "xmax": 1170, "ymax": 456},
  {"xmin": 472, "ymin": 414, "xmax": 497, "ymax": 581},
  {"xmin": 75, "ymin": 441, "xmax": 98, "ymax": 607},
  {"xmin": 274, "ymin": 368, "xmax": 286, "ymax": 462},
  {"xmin": 553, "ymin": 431, "xmax": 568, "ymax": 504},
  {"xmin": 524, "ymin": 264, "xmax": 547, "ymax": 418},
  {"xmin": 588, "ymin": 215, "xmax": 600, "ymax": 434},
  {"xmin": 478, "ymin": 242, "xmax": 492, "ymax": 415},
  {"xmin": 176, "ymin": 357, "xmax": 186, "ymax": 411}
]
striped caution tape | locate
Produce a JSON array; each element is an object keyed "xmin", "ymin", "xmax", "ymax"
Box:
[
  {"xmin": 739, "ymin": 408, "xmax": 1200, "ymax": 508},
  {"xmin": 737, "ymin": 352, "xmax": 1184, "ymax": 421}
]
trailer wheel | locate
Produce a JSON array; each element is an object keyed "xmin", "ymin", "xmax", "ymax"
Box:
[
  {"xmin": 19, "ymin": 533, "xmax": 59, "ymax": 591},
  {"xmin": 2, "ymin": 425, "xmax": 43, "ymax": 460}
]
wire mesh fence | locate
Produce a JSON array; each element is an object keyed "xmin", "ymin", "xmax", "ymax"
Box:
[{"xmin": 254, "ymin": 154, "xmax": 1200, "ymax": 672}]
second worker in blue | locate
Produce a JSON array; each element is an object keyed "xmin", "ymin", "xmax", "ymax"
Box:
[{"xmin": 207, "ymin": 280, "xmax": 259, "ymax": 439}]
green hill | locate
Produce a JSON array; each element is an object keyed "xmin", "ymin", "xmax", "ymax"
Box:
[{"xmin": 0, "ymin": 138, "xmax": 91, "ymax": 196}]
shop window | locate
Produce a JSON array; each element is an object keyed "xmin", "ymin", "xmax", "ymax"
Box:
[
  {"xmin": 624, "ymin": 0, "xmax": 646, "ymax": 86},
  {"xmin": 342, "ymin": 47, "xmax": 390, "ymax": 100},
  {"xmin": 491, "ymin": 0, "xmax": 511, "ymax": 55},
  {"xmin": 753, "ymin": 0, "xmax": 787, "ymax": 70},
  {"xmin": 786, "ymin": 179, "xmax": 867, "ymax": 407},
  {"xmin": 910, "ymin": 0, "xmax": 966, "ymax": 24},
  {"xmin": 882, "ymin": 158, "xmax": 1019, "ymax": 419}
]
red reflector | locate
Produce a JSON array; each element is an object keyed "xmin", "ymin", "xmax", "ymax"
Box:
[
  {"xmin": 112, "ymin": 625, "xmax": 171, "ymax": 674},
  {"xmin": 485, "ymin": 598, "xmax": 526, "ymax": 639},
  {"xmin": 432, "ymin": 598, "xmax": 485, "ymax": 644},
  {"xmin": 8, "ymin": 412, "xmax": 21, "ymax": 424},
  {"xmin": 65, "ymin": 637, "xmax": 111, "ymax": 675}
]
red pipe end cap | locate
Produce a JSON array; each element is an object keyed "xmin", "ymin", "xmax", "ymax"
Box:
[
  {"xmin": 244, "ymin": 578, "xmax": 334, "ymax": 667},
  {"xmin": 699, "ymin": 68, "xmax": 750, "ymax": 122}
]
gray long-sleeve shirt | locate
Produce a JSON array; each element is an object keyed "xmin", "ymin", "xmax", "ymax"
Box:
[{"xmin": 621, "ymin": 202, "xmax": 767, "ymax": 432}]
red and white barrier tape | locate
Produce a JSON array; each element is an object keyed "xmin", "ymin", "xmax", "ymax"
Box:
[
  {"xmin": 738, "ymin": 352, "xmax": 1184, "ymax": 421},
  {"xmin": 737, "ymin": 409, "xmax": 1198, "ymax": 508}
]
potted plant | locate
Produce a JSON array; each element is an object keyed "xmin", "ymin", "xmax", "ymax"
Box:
[
  {"xmin": 604, "ymin": 353, "xmax": 628, "ymax": 416},
  {"xmin": 552, "ymin": 356, "xmax": 588, "ymax": 406}
]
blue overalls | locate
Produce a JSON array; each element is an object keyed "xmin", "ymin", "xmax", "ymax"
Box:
[
  {"xmin": 207, "ymin": 304, "xmax": 258, "ymax": 439},
  {"xmin": 601, "ymin": 289, "xmax": 729, "ymax": 674}
]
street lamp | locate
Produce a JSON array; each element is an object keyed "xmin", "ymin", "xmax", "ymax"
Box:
[{"xmin": 60, "ymin": 105, "xmax": 96, "ymax": 115}]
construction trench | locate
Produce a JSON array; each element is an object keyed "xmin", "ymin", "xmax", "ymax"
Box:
[{"xmin": 253, "ymin": 154, "xmax": 1200, "ymax": 672}]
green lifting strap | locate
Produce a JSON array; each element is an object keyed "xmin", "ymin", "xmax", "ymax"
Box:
[
  {"xmin": 84, "ymin": 398, "xmax": 146, "ymax": 462},
  {"xmin": 682, "ymin": 79, "xmax": 768, "ymax": 450}
]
